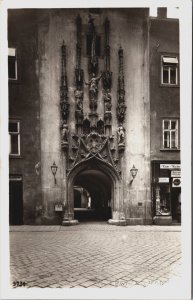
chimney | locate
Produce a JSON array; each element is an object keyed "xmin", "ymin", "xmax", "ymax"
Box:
[{"xmin": 157, "ymin": 8, "xmax": 167, "ymax": 19}]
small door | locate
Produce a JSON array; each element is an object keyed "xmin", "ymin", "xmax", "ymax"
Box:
[
  {"xmin": 9, "ymin": 178, "xmax": 23, "ymax": 225},
  {"xmin": 171, "ymin": 189, "xmax": 181, "ymax": 223}
]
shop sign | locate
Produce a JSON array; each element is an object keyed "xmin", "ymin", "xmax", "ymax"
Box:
[
  {"xmin": 172, "ymin": 178, "xmax": 181, "ymax": 187},
  {"xmin": 158, "ymin": 177, "xmax": 169, "ymax": 183},
  {"xmin": 171, "ymin": 170, "xmax": 181, "ymax": 177},
  {"xmin": 160, "ymin": 164, "xmax": 181, "ymax": 170}
]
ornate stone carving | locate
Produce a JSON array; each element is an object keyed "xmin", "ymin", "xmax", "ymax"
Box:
[
  {"xmin": 83, "ymin": 118, "xmax": 91, "ymax": 135},
  {"xmin": 88, "ymin": 15, "xmax": 98, "ymax": 75},
  {"xmin": 60, "ymin": 41, "xmax": 69, "ymax": 150},
  {"xmin": 85, "ymin": 73, "xmax": 102, "ymax": 100},
  {"xmin": 116, "ymin": 47, "xmax": 126, "ymax": 153},
  {"xmin": 86, "ymin": 132, "xmax": 104, "ymax": 154},
  {"xmin": 117, "ymin": 125, "xmax": 125, "ymax": 152},
  {"xmin": 97, "ymin": 119, "xmax": 104, "ymax": 135},
  {"xmin": 69, "ymin": 135, "xmax": 120, "ymax": 178},
  {"xmin": 61, "ymin": 123, "xmax": 69, "ymax": 150},
  {"xmin": 102, "ymin": 18, "xmax": 112, "ymax": 91},
  {"xmin": 102, "ymin": 18, "xmax": 112, "ymax": 132},
  {"xmin": 117, "ymin": 47, "xmax": 126, "ymax": 125},
  {"xmin": 103, "ymin": 90, "xmax": 112, "ymax": 112},
  {"xmin": 75, "ymin": 15, "xmax": 84, "ymax": 130}
]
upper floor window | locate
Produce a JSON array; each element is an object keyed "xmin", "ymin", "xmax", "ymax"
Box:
[
  {"xmin": 9, "ymin": 120, "xmax": 20, "ymax": 156},
  {"xmin": 8, "ymin": 48, "xmax": 17, "ymax": 80},
  {"xmin": 161, "ymin": 56, "xmax": 178, "ymax": 85},
  {"xmin": 162, "ymin": 119, "xmax": 179, "ymax": 149}
]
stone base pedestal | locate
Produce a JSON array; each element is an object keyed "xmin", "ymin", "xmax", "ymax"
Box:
[
  {"xmin": 62, "ymin": 219, "xmax": 79, "ymax": 226},
  {"xmin": 153, "ymin": 216, "xmax": 172, "ymax": 225},
  {"xmin": 107, "ymin": 219, "xmax": 127, "ymax": 226}
]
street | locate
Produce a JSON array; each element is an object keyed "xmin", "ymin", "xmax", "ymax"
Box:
[{"xmin": 9, "ymin": 223, "xmax": 181, "ymax": 288}]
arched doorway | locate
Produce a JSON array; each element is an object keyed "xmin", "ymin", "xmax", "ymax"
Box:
[
  {"xmin": 74, "ymin": 169, "xmax": 112, "ymax": 221},
  {"xmin": 66, "ymin": 156, "xmax": 121, "ymax": 223}
]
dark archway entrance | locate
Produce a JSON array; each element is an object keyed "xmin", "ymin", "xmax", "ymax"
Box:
[
  {"xmin": 74, "ymin": 169, "xmax": 112, "ymax": 221},
  {"xmin": 66, "ymin": 156, "xmax": 121, "ymax": 224}
]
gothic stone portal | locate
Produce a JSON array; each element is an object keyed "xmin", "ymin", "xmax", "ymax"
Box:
[{"xmin": 65, "ymin": 157, "xmax": 122, "ymax": 224}]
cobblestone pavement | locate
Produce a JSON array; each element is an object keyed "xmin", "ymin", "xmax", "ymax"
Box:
[{"xmin": 9, "ymin": 223, "xmax": 181, "ymax": 288}]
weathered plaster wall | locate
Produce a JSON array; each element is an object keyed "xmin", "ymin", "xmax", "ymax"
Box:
[
  {"xmin": 150, "ymin": 18, "xmax": 180, "ymax": 161},
  {"xmin": 8, "ymin": 10, "xmax": 42, "ymax": 224},
  {"xmin": 37, "ymin": 8, "xmax": 151, "ymax": 224}
]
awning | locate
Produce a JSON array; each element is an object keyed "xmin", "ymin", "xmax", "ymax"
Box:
[{"xmin": 163, "ymin": 56, "xmax": 178, "ymax": 64}]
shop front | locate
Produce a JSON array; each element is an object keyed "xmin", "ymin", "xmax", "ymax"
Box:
[{"xmin": 152, "ymin": 161, "xmax": 181, "ymax": 225}]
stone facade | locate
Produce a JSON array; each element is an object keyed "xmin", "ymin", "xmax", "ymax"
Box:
[{"xmin": 8, "ymin": 8, "xmax": 179, "ymax": 225}]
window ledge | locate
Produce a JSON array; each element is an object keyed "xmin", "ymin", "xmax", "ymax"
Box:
[
  {"xmin": 160, "ymin": 84, "xmax": 179, "ymax": 88},
  {"xmin": 160, "ymin": 149, "xmax": 180, "ymax": 152},
  {"xmin": 9, "ymin": 155, "xmax": 23, "ymax": 159},
  {"xmin": 8, "ymin": 80, "xmax": 22, "ymax": 85}
]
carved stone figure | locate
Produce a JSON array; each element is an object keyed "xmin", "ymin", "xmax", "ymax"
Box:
[
  {"xmin": 117, "ymin": 102, "xmax": 126, "ymax": 123},
  {"xmin": 85, "ymin": 73, "xmax": 102, "ymax": 99},
  {"xmin": 61, "ymin": 123, "xmax": 69, "ymax": 143},
  {"xmin": 74, "ymin": 88, "xmax": 83, "ymax": 112},
  {"xmin": 60, "ymin": 100, "xmax": 69, "ymax": 121},
  {"xmin": 102, "ymin": 70, "xmax": 112, "ymax": 90},
  {"xmin": 104, "ymin": 90, "xmax": 112, "ymax": 112},
  {"xmin": 117, "ymin": 125, "xmax": 125, "ymax": 144}
]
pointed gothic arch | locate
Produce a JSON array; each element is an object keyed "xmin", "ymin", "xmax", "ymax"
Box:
[{"xmin": 66, "ymin": 156, "xmax": 121, "ymax": 221}]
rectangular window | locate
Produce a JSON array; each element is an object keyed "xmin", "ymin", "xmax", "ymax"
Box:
[
  {"xmin": 8, "ymin": 48, "xmax": 17, "ymax": 80},
  {"xmin": 9, "ymin": 121, "xmax": 20, "ymax": 156},
  {"xmin": 162, "ymin": 119, "xmax": 178, "ymax": 149},
  {"xmin": 161, "ymin": 56, "xmax": 178, "ymax": 85}
]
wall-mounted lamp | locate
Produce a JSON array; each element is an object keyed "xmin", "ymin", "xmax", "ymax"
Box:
[
  {"xmin": 130, "ymin": 165, "xmax": 138, "ymax": 180},
  {"xmin": 51, "ymin": 161, "xmax": 58, "ymax": 184}
]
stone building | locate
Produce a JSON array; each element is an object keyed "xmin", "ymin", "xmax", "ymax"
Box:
[{"xmin": 8, "ymin": 8, "xmax": 180, "ymax": 225}]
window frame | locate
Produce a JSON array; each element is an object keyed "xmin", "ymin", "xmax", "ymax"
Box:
[
  {"xmin": 161, "ymin": 55, "xmax": 179, "ymax": 86},
  {"xmin": 9, "ymin": 120, "xmax": 21, "ymax": 157},
  {"xmin": 162, "ymin": 119, "xmax": 179, "ymax": 150},
  {"xmin": 8, "ymin": 47, "xmax": 17, "ymax": 81}
]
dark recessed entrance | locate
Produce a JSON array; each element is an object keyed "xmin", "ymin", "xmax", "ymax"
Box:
[
  {"xmin": 9, "ymin": 176, "xmax": 23, "ymax": 225},
  {"xmin": 73, "ymin": 169, "xmax": 112, "ymax": 221}
]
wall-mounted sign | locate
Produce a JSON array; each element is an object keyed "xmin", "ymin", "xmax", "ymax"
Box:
[
  {"xmin": 172, "ymin": 178, "xmax": 181, "ymax": 187},
  {"xmin": 171, "ymin": 170, "xmax": 181, "ymax": 177},
  {"xmin": 55, "ymin": 204, "xmax": 63, "ymax": 211},
  {"xmin": 160, "ymin": 164, "xmax": 181, "ymax": 170},
  {"xmin": 158, "ymin": 177, "xmax": 169, "ymax": 183}
]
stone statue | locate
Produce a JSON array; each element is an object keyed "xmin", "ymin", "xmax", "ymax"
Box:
[
  {"xmin": 117, "ymin": 125, "xmax": 125, "ymax": 144},
  {"xmin": 74, "ymin": 88, "xmax": 83, "ymax": 111},
  {"xmin": 61, "ymin": 123, "xmax": 68, "ymax": 143},
  {"xmin": 104, "ymin": 90, "xmax": 112, "ymax": 112},
  {"xmin": 85, "ymin": 73, "xmax": 102, "ymax": 99}
]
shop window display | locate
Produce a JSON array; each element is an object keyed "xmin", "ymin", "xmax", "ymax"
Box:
[{"xmin": 155, "ymin": 184, "xmax": 171, "ymax": 215}]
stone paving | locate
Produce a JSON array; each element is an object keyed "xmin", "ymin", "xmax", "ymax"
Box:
[{"xmin": 9, "ymin": 222, "xmax": 181, "ymax": 288}]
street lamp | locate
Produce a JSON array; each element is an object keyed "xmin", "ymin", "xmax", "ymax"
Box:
[
  {"xmin": 51, "ymin": 161, "xmax": 58, "ymax": 185},
  {"xmin": 130, "ymin": 165, "xmax": 138, "ymax": 180}
]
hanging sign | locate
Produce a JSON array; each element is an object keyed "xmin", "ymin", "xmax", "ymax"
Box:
[
  {"xmin": 160, "ymin": 164, "xmax": 181, "ymax": 170},
  {"xmin": 172, "ymin": 178, "xmax": 181, "ymax": 187},
  {"xmin": 171, "ymin": 170, "xmax": 181, "ymax": 177},
  {"xmin": 158, "ymin": 177, "xmax": 169, "ymax": 183}
]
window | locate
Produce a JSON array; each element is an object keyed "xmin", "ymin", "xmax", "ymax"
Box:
[
  {"xmin": 9, "ymin": 121, "xmax": 20, "ymax": 156},
  {"xmin": 8, "ymin": 48, "xmax": 17, "ymax": 80},
  {"xmin": 162, "ymin": 119, "xmax": 178, "ymax": 149},
  {"xmin": 161, "ymin": 56, "xmax": 178, "ymax": 85}
]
